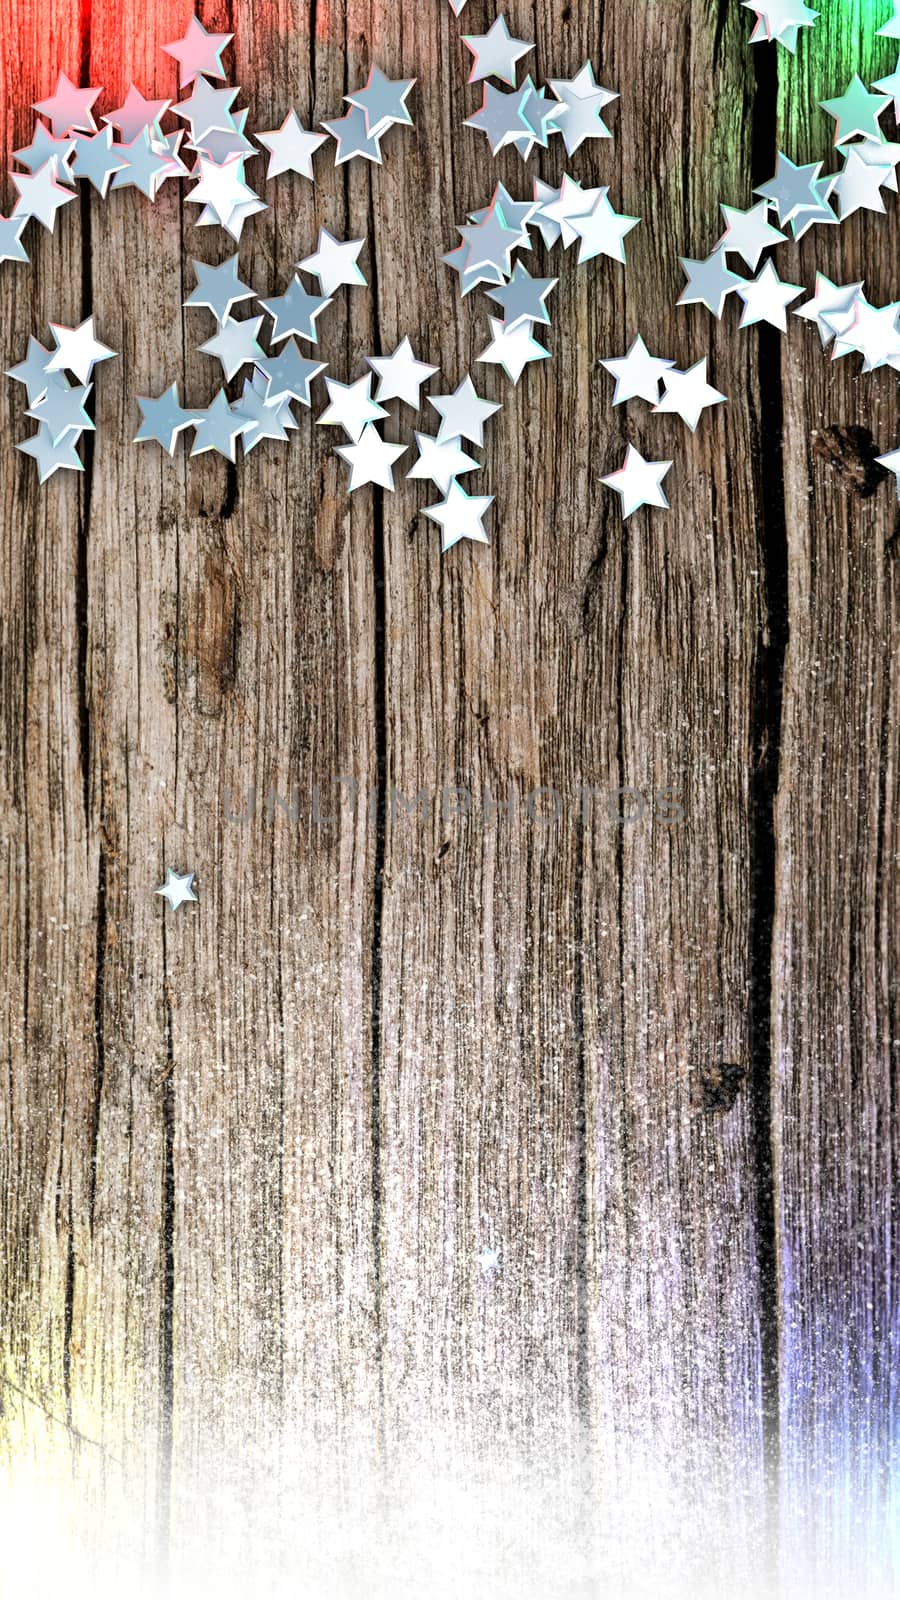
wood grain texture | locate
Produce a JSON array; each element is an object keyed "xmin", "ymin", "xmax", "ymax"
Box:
[
  {"xmin": 0, "ymin": 0, "xmax": 895, "ymax": 1594},
  {"xmin": 776, "ymin": 13, "xmax": 900, "ymax": 1596}
]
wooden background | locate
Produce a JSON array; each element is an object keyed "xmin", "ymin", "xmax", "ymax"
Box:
[{"xmin": 0, "ymin": 0, "xmax": 897, "ymax": 1594}]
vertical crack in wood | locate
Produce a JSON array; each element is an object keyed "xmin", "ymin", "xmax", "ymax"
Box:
[
  {"xmin": 75, "ymin": 0, "xmax": 95, "ymax": 825},
  {"xmin": 62, "ymin": 1200, "xmax": 75, "ymax": 1430},
  {"xmin": 365, "ymin": 171, "xmax": 387, "ymax": 1466},
  {"xmin": 748, "ymin": 39, "xmax": 787, "ymax": 1554}
]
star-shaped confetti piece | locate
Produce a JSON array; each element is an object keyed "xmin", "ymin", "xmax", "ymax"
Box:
[
  {"xmin": 429, "ymin": 375, "xmax": 501, "ymax": 447},
  {"xmin": 135, "ymin": 383, "xmax": 202, "ymax": 454},
  {"xmin": 185, "ymin": 254, "xmax": 255, "ymax": 323},
  {"xmin": 70, "ymin": 127, "xmax": 128, "ymax": 196},
  {"xmin": 163, "ymin": 17, "xmax": 233, "ymax": 85},
  {"xmin": 716, "ymin": 200, "xmax": 786, "ymax": 269},
  {"xmin": 7, "ymin": 336, "xmax": 68, "ymax": 403},
  {"xmin": 335, "ymin": 424, "xmax": 406, "ymax": 491},
  {"xmin": 794, "ymin": 274, "xmax": 863, "ymax": 347},
  {"xmin": 260, "ymin": 277, "xmax": 331, "ymax": 345},
  {"xmin": 463, "ymin": 16, "xmax": 533, "ymax": 85},
  {"xmin": 257, "ymin": 110, "xmax": 327, "ymax": 179},
  {"xmin": 485, "ymin": 262, "xmax": 557, "ymax": 331},
  {"xmin": 199, "ymin": 315, "xmax": 266, "ymax": 381},
  {"xmin": 47, "ymin": 317, "xmax": 116, "ymax": 384},
  {"xmin": 11, "ymin": 158, "xmax": 77, "ymax": 231},
  {"xmin": 477, "ymin": 316, "xmax": 549, "ymax": 383},
  {"xmin": 407, "ymin": 431, "xmax": 480, "ymax": 494},
  {"xmin": 346, "ymin": 66, "xmax": 416, "ymax": 139},
  {"xmin": 602, "ymin": 445, "xmax": 673, "ymax": 519},
  {"xmin": 653, "ymin": 358, "xmax": 727, "ymax": 431},
  {"xmin": 0, "ymin": 213, "xmax": 30, "ymax": 266},
  {"xmin": 367, "ymin": 336, "xmax": 439, "ymax": 406},
  {"xmin": 735, "ymin": 260, "xmax": 803, "ymax": 330},
  {"xmin": 464, "ymin": 81, "xmax": 532, "ymax": 154},
  {"xmin": 820, "ymin": 75, "xmax": 889, "ymax": 146},
  {"xmin": 754, "ymin": 153, "xmax": 823, "ymax": 224},
  {"xmin": 257, "ymin": 342, "xmax": 326, "ymax": 406},
  {"xmin": 318, "ymin": 375, "xmax": 389, "ymax": 442},
  {"xmin": 190, "ymin": 389, "xmax": 250, "ymax": 461},
  {"xmin": 321, "ymin": 104, "xmax": 384, "ymax": 166},
  {"xmin": 424, "ymin": 480, "xmax": 493, "ymax": 551},
  {"xmin": 678, "ymin": 249, "xmax": 744, "ymax": 317},
  {"xmin": 156, "ymin": 869, "xmax": 199, "ymax": 911},
  {"xmin": 299, "ymin": 229, "xmax": 367, "ymax": 294},
  {"xmin": 547, "ymin": 63, "xmax": 618, "ymax": 156},
  {"xmin": 742, "ymin": 0, "xmax": 817, "ymax": 48},
  {"xmin": 104, "ymin": 85, "xmax": 171, "ymax": 143},
  {"xmin": 18, "ymin": 424, "xmax": 84, "ymax": 483},
  {"xmin": 570, "ymin": 189, "xmax": 639, "ymax": 265},
  {"xmin": 600, "ymin": 335, "xmax": 675, "ymax": 404},
  {"xmin": 34, "ymin": 72, "xmax": 101, "ymax": 137},
  {"xmin": 27, "ymin": 379, "xmax": 94, "ymax": 445}
]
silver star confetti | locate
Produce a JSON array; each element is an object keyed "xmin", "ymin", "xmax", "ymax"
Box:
[
  {"xmin": 601, "ymin": 445, "xmax": 673, "ymax": 519},
  {"xmin": 134, "ymin": 383, "xmax": 202, "ymax": 454},
  {"xmin": 653, "ymin": 358, "xmax": 727, "ymax": 430},
  {"xmin": 334, "ymin": 424, "xmax": 406, "ymax": 491},
  {"xmin": 156, "ymin": 869, "xmax": 199, "ymax": 911},
  {"xmin": 424, "ymin": 480, "xmax": 493, "ymax": 551},
  {"xmin": 257, "ymin": 110, "xmax": 327, "ymax": 180},
  {"xmin": 367, "ymin": 336, "xmax": 439, "ymax": 406},
  {"xmin": 600, "ymin": 335, "xmax": 675, "ymax": 404},
  {"xmin": 463, "ymin": 17, "xmax": 533, "ymax": 85},
  {"xmin": 299, "ymin": 229, "xmax": 367, "ymax": 294}
]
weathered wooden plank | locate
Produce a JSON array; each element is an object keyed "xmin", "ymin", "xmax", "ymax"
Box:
[
  {"xmin": 370, "ymin": 0, "xmax": 773, "ymax": 1587},
  {"xmin": 776, "ymin": 14, "xmax": 900, "ymax": 1594}
]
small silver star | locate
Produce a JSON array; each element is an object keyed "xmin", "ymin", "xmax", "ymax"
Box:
[
  {"xmin": 6, "ymin": 336, "xmax": 68, "ymax": 403},
  {"xmin": 103, "ymin": 85, "xmax": 171, "ymax": 144},
  {"xmin": 735, "ymin": 260, "xmax": 804, "ymax": 330},
  {"xmin": 653, "ymin": 359, "xmax": 727, "ymax": 431},
  {"xmin": 173, "ymin": 78, "xmax": 237, "ymax": 145},
  {"xmin": 110, "ymin": 129, "xmax": 171, "ymax": 200},
  {"xmin": 485, "ymin": 262, "xmax": 557, "ymax": 331},
  {"xmin": 199, "ymin": 315, "xmax": 266, "ymax": 381},
  {"xmin": 423, "ymin": 481, "xmax": 493, "ymax": 552},
  {"xmin": 46, "ymin": 316, "xmax": 116, "ymax": 384},
  {"xmin": 477, "ymin": 316, "xmax": 549, "ymax": 383},
  {"xmin": 407, "ymin": 432, "xmax": 479, "ymax": 494},
  {"xmin": 190, "ymin": 389, "xmax": 251, "ymax": 461},
  {"xmin": 11, "ymin": 157, "xmax": 76, "ymax": 231},
  {"xmin": 14, "ymin": 121, "xmax": 76, "ymax": 178},
  {"xmin": 716, "ymin": 200, "xmax": 786, "ymax": 268},
  {"xmin": 464, "ymin": 81, "xmax": 531, "ymax": 155},
  {"xmin": 832, "ymin": 146, "xmax": 892, "ymax": 220},
  {"xmin": 156, "ymin": 869, "xmax": 199, "ymax": 911},
  {"xmin": 429, "ymin": 376, "xmax": 501, "ymax": 447},
  {"xmin": 820, "ymin": 75, "xmax": 889, "ymax": 146},
  {"xmin": 232, "ymin": 377, "xmax": 291, "ymax": 454},
  {"xmin": 163, "ymin": 17, "xmax": 233, "ymax": 85},
  {"xmin": 321, "ymin": 104, "xmax": 384, "ymax": 166},
  {"xmin": 34, "ymin": 72, "xmax": 100, "ymax": 137},
  {"xmin": 70, "ymin": 127, "xmax": 128, "ymax": 196},
  {"xmin": 678, "ymin": 249, "xmax": 744, "ymax": 317},
  {"xmin": 134, "ymin": 383, "xmax": 202, "ymax": 454},
  {"xmin": 547, "ymin": 63, "xmax": 618, "ymax": 156},
  {"xmin": 18, "ymin": 423, "xmax": 84, "ymax": 483},
  {"xmin": 334, "ymin": 425, "xmax": 407, "ymax": 492},
  {"xmin": 28, "ymin": 378, "xmax": 94, "ymax": 444},
  {"xmin": 570, "ymin": 189, "xmax": 639, "ymax": 265},
  {"xmin": 345, "ymin": 66, "xmax": 416, "ymax": 139},
  {"xmin": 367, "ymin": 337, "xmax": 439, "ymax": 406},
  {"xmin": 600, "ymin": 335, "xmax": 675, "ymax": 404},
  {"xmin": 318, "ymin": 375, "xmax": 389, "ymax": 442},
  {"xmin": 794, "ymin": 274, "xmax": 863, "ymax": 347},
  {"xmin": 260, "ymin": 276, "xmax": 331, "ymax": 345},
  {"xmin": 754, "ymin": 153, "xmax": 823, "ymax": 224},
  {"xmin": 299, "ymin": 229, "xmax": 367, "ymax": 294},
  {"xmin": 257, "ymin": 110, "xmax": 328, "ymax": 179},
  {"xmin": 601, "ymin": 446, "xmax": 673, "ymax": 519},
  {"xmin": 185, "ymin": 254, "xmax": 255, "ymax": 323},
  {"xmin": 0, "ymin": 213, "xmax": 30, "ymax": 266},
  {"xmin": 256, "ymin": 342, "xmax": 327, "ymax": 406},
  {"xmin": 463, "ymin": 17, "xmax": 533, "ymax": 85}
]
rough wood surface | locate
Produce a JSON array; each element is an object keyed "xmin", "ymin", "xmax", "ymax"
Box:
[{"xmin": 0, "ymin": 2, "xmax": 897, "ymax": 1595}]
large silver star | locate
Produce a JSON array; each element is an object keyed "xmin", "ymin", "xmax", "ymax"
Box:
[
  {"xmin": 299, "ymin": 229, "xmax": 367, "ymax": 294},
  {"xmin": 477, "ymin": 317, "xmax": 549, "ymax": 383},
  {"xmin": 601, "ymin": 446, "xmax": 672, "ymax": 519},
  {"xmin": 318, "ymin": 376, "xmax": 388, "ymax": 442},
  {"xmin": 464, "ymin": 82, "xmax": 532, "ymax": 155},
  {"xmin": 47, "ymin": 316, "xmax": 116, "ymax": 384},
  {"xmin": 70, "ymin": 128, "xmax": 128, "ymax": 196},
  {"xmin": 653, "ymin": 359, "xmax": 727, "ymax": 431},
  {"xmin": 600, "ymin": 335, "xmax": 675, "ymax": 404},
  {"xmin": 321, "ymin": 104, "xmax": 384, "ymax": 166},
  {"xmin": 429, "ymin": 376, "xmax": 501, "ymax": 447},
  {"xmin": 407, "ymin": 432, "xmax": 479, "ymax": 494},
  {"xmin": 34, "ymin": 72, "xmax": 100, "ymax": 136},
  {"xmin": 571, "ymin": 189, "xmax": 639, "ymax": 265},
  {"xmin": 28, "ymin": 378, "xmax": 94, "ymax": 444},
  {"xmin": 735, "ymin": 260, "xmax": 804, "ymax": 330},
  {"xmin": 11, "ymin": 157, "xmax": 76, "ymax": 231},
  {"xmin": 367, "ymin": 337, "xmax": 439, "ymax": 406},
  {"xmin": 18, "ymin": 423, "xmax": 85, "ymax": 483},
  {"xmin": 485, "ymin": 262, "xmax": 557, "ymax": 331},
  {"xmin": 163, "ymin": 17, "xmax": 233, "ymax": 85},
  {"xmin": 423, "ymin": 481, "xmax": 493, "ymax": 552},
  {"xmin": 6, "ymin": 336, "xmax": 68, "ymax": 403}
]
